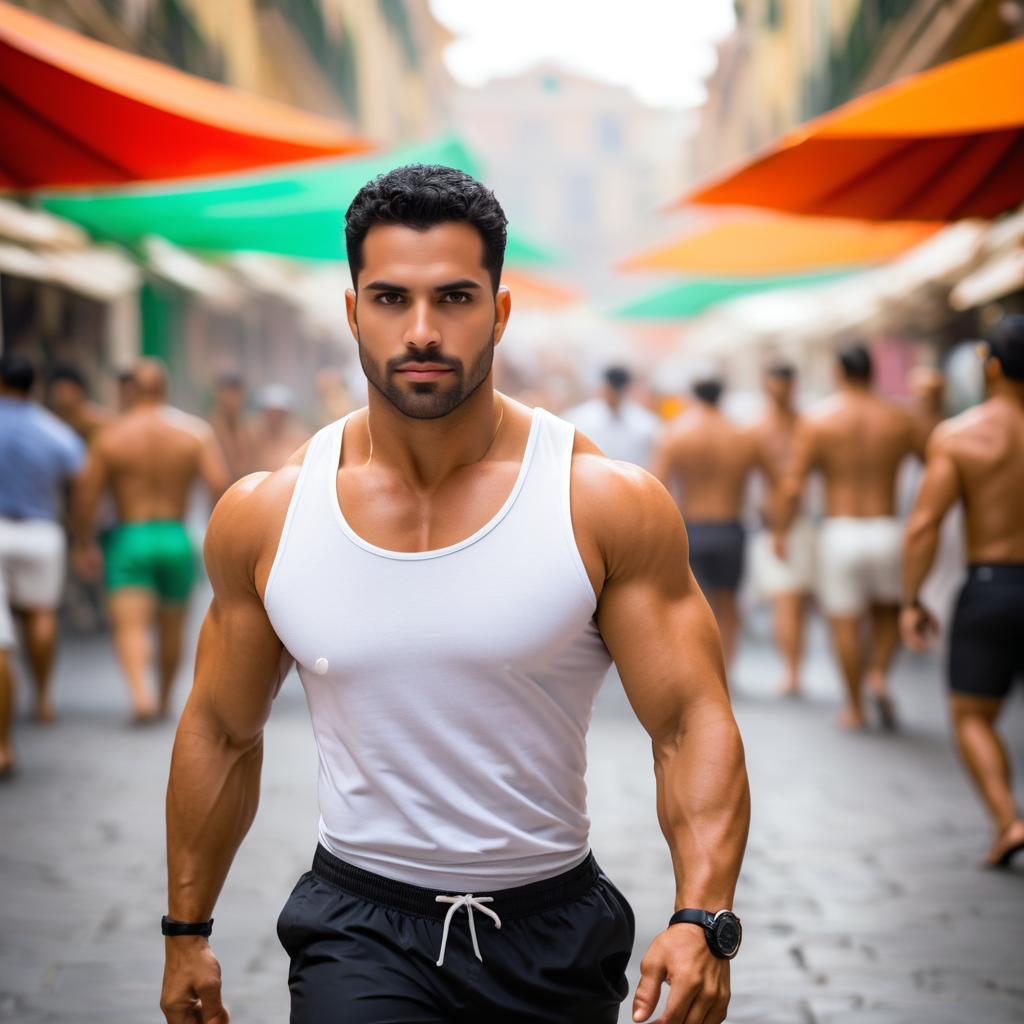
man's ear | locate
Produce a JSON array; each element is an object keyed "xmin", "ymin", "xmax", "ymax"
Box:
[
  {"xmin": 345, "ymin": 288, "xmax": 358, "ymax": 341},
  {"xmin": 493, "ymin": 285, "xmax": 511, "ymax": 347}
]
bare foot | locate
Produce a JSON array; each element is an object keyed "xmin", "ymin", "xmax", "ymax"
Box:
[
  {"xmin": 777, "ymin": 678, "xmax": 801, "ymax": 698},
  {"xmin": 130, "ymin": 697, "xmax": 160, "ymax": 725},
  {"xmin": 836, "ymin": 707, "xmax": 866, "ymax": 731},
  {"xmin": 33, "ymin": 700, "xmax": 58, "ymax": 725},
  {"xmin": 983, "ymin": 820, "xmax": 1024, "ymax": 869},
  {"xmin": 0, "ymin": 749, "xmax": 15, "ymax": 780}
]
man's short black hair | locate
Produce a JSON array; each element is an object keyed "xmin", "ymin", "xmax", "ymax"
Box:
[
  {"xmin": 604, "ymin": 365, "xmax": 631, "ymax": 392},
  {"xmin": 765, "ymin": 360, "xmax": 796, "ymax": 381},
  {"xmin": 693, "ymin": 377, "xmax": 724, "ymax": 406},
  {"xmin": 49, "ymin": 364, "xmax": 87, "ymax": 391},
  {"xmin": 215, "ymin": 371, "xmax": 244, "ymax": 389},
  {"xmin": 988, "ymin": 315, "xmax": 1024, "ymax": 381},
  {"xmin": 837, "ymin": 342, "xmax": 873, "ymax": 382},
  {"xmin": 0, "ymin": 353, "xmax": 35, "ymax": 393},
  {"xmin": 345, "ymin": 164, "xmax": 508, "ymax": 292}
]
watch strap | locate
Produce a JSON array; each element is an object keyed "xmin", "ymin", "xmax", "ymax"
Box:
[
  {"xmin": 161, "ymin": 915, "xmax": 213, "ymax": 937},
  {"xmin": 668, "ymin": 908, "xmax": 712, "ymax": 929}
]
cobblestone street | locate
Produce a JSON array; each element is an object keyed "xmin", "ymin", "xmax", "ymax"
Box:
[{"xmin": 1, "ymin": 592, "xmax": 1022, "ymax": 1023}]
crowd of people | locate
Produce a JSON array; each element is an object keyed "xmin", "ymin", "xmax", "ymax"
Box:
[{"xmin": 1, "ymin": 317, "xmax": 1022, "ymax": 868}]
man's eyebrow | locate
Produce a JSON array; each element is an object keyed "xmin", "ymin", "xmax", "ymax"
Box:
[
  {"xmin": 364, "ymin": 280, "xmax": 409, "ymax": 292},
  {"xmin": 433, "ymin": 279, "xmax": 481, "ymax": 293}
]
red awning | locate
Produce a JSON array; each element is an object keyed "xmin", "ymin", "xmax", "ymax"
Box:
[
  {"xmin": 678, "ymin": 38, "xmax": 1024, "ymax": 221},
  {"xmin": 0, "ymin": 0, "xmax": 371, "ymax": 189}
]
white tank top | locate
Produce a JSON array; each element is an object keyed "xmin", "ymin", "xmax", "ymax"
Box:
[{"xmin": 263, "ymin": 407, "xmax": 612, "ymax": 890}]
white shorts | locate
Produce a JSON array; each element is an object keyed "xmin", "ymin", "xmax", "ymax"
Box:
[
  {"xmin": 817, "ymin": 517, "xmax": 902, "ymax": 617},
  {"xmin": 0, "ymin": 519, "xmax": 66, "ymax": 649},
  {"xmin": 750, "ymin": 518, "xmax": 817, "ymax": 598}
]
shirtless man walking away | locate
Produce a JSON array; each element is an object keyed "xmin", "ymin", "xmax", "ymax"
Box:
[
  {"xmin": 73, "ymin": 361, "xmax": 228, "ymax": 720},
  {"xmin": 777, "ymin": 343, "xmax": 919, "ymax": 730},
  {"xmin": 160, "ymin": 166, "xmax": 749, "ymax": 1024},
  {"xmin": 901, "ymin": 315, "xmax": 1024, "ymax": 869},
  {"xmin": 749, "ymin": 362, "xmax": 815, "ymax": 696},
  {"xmin": 654, "ymin": 376, "xmax": 758, "ymax": 666}
]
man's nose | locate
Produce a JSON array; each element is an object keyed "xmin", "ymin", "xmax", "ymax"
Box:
[{"xmin": 403, "ymin": 299, "xmax": 441, "ymax": 348}]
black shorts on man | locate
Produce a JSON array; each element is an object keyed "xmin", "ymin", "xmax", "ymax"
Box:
[
  {"xmin": 277, "ymin": 845, "xmax": 635, "ymax": 1024},
  {"xmin": 949, "ymin": 563, "xmax": 1024, "ymax": 699}
]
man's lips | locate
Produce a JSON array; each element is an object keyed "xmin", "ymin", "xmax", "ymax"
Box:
[{"xmin": 395, "ymin": 364, "xmax": 453, "ymax": 380}]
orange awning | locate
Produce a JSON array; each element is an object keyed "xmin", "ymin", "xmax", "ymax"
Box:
[
  {"xmin": 501, "ymin": 269, "xmax": 581, "ymax": 308},
  {"xmin": 679, "ymin": 38, "xmax": 1024, "ymax": 221},
  {"xmin": 621, "ymin": 214, "xmax": 941, "ymax": 274},
  {"xmin": 0, "ymin": 1, "xmax": 371, "ymax": 188}
]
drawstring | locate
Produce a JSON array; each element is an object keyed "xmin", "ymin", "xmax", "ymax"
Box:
[{"xmin": 434, "ymin": 894, "xmax": 502, "ymax": 967}]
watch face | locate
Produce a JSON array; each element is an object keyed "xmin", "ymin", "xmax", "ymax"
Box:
[{"xmin": 713, "ymin": 913, "xmax": 742, "ymax": 958}]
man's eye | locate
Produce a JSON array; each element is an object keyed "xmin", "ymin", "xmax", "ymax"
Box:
[
  {"xmin": 442, "ymin": 291, "xmax": 472, "ymax": 304},
  {"xmin": 376, "ymin": 293, "xmax": 404, "ymax": 305}
]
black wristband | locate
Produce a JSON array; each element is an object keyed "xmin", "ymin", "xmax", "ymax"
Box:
[{"xmin": 161, "ymin": 915, "xmax": 213, "ymax": 937}]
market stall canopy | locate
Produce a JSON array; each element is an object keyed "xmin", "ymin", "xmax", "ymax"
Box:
[
  {"xmin": 611, "ymin": 270, "xmax": 849, "ymax": 321},
  {"xmin": 39, "ymin": 138, "xmax": 559, "ymax": 265},
  {"xmin": 677, "ymin": 38, "xmax": 1024, "ymax": 221},
  {"xmin": 621, "ymin": 215, "xmax": 940, "ymax": 275},
  {"xmin": 0, "ymin": 0, "xmax": 369, "ymax": 188}
]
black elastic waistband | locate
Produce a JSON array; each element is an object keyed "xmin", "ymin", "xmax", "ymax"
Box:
[
  {"xmin": 966, "ymin": 563, "xmax": 1024, "ymax": 583},
  {"xmin": 311, "ymin": 845, "xmax": 600, "ymax": 920}
]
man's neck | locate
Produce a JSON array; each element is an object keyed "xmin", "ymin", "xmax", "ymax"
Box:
[
  {"xmin": 363, "ymin": 379, "xmax": 503, "ymax": 490},
  {"xmin": 990, "ymin": 378, "xmax": 1024, "ymax": 409}
]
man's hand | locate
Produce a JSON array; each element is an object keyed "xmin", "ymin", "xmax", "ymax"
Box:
[
  {"xmin": 160, "ymin": 937, "xmax": 228, "ymax": 1023},
  {"xmin": 900, "ymin": 602, "xmax": 939, "ymax": 652},
  {"xmin": 632, "ymin": 925, "xmax": 730, "ymax": 1023},
  {"xmin": 71, "ymin": 540, "xmax": 102, "ymax": 582}
]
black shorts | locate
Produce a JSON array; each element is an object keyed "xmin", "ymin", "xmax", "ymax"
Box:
[
  {"xmin": 688, "ymin": 520, "xmax": 745, "ymax": 594},
  {"xmin": 277, "ymin": 846, "xmax": 635, "ymax": 1024},
  {"xmin": 949, "ymin": 564, "xmax": 1024, "ymax": 700}
]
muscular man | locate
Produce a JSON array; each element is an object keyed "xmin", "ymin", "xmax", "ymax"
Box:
[
  {"xmin": 653, "ymin": 376, "xmax": 758, "ymax": 665},
  {"xmin": 72, "ymin": 361, "xmax": 228, "ymax": 721},
  {"xmin": 777, "ymin": 344, "xmax": 919, "ymax": 729},
  {"xmin": 901, "ymin": 315, "xmax": 1024, "ymax": 869},
  {"xmin": 160, "ymin": 166, "xmax": 749, "ymax": 1024},
  {"xmin": 749, "ymin": 362, "xmax": 815, "ymax": 696},
  {"xmin": 0, "ymin": 354, "xmax": 85, "ymax": 772}
]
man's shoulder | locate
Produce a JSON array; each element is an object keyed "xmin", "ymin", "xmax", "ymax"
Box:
[
  {"xmin": 930, "ymin": 401, "xmax": 999, "ymax": 451},
  {"xmin": 570, "ymin": 447, "xmax": 681, "ymax": 539}
]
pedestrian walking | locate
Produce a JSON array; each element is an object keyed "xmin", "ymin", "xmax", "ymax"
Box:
[
  {"xmin": 160, "ymin": 165, "xmax": 749, "ymax": 1024},
  {"xmin": 208, "ymin": 372, "xmax": 259, "ymax": 484},
  {"xmin": 563, "ymin": 365, "xmax": 660, "ymax": 468},
  {"xmin": 748, "ymin": 362, "xmax": 816, "ymax": 696},
  {"xmin": 901, "ymin": 315, "xmax": 1024, "ymax": 868},
  {"xmin": 0, "ymin": 353, "xmax": 85, "ymax": 774},
  {"xmin": 72, "ymin": 360, "xmax": 228, "ymax": 721},
  {"xmin": 653, "ymin": 374, "xmax": 760, "ymax": 667},
  {"xmin": 776, "ymin": 343, "xmax": 921, "ymax": 730}
]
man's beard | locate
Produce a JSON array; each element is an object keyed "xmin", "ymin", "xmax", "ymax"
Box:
[{"xmin": 357, "ymin": 333, "xmax": 495, "ymax": 421}]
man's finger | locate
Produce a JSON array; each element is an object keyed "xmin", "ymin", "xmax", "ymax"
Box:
[
  {"xmin": 632, "ymin": 963, "xmax": 666, "ymax": 1022},
  {"xmin": 197, "ymin": 984, "xmax": 228, "ymax": 1024},
  {"xmin": 655, "ymin": 976, "xmax": 697, "ymax": 1024}
]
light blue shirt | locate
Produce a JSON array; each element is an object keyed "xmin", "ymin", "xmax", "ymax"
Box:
[{"xmin": 0, "ymin": 397, "xmax": 85, "ymax": 521}]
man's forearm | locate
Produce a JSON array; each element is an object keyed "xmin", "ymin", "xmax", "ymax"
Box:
[
  {"xmin": 655, "ymin": 704, "xmax": 750, "ymax": 910},
  {"xmin": 166, "ymin": 706, "xmax": 263, "ymax": 920},
  {"xmin": 901, "ymin": 516, "xmax": 940, "ymax": 605}
]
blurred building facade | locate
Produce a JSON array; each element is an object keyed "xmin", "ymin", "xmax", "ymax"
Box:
[
  {"xmin": 8, "ymin": 0, "xmax": 453, "ymax": 142},
  {"xmin": 690, "ymin": 0, "xmax": 1024, "ymax": 183},
  {"xmin": 453, "ymin": 65, "xmax": 690, "ymax": 298}
]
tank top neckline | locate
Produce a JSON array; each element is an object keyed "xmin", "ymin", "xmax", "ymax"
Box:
[{"xmin": 327, "ymin": 407, "xmax": 543, "ymax": 562}]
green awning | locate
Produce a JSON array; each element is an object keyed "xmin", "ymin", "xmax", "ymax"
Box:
[
  {"xmin": 37, "ymin": 137, "xmax": 558, "ymax": 266},
  {"xmin": 611, "ymin": 271, "xmax": 851, "ymax": 320}
]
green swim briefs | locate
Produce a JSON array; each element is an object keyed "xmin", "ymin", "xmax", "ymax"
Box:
[{"xmin": 103, "ymin": 520, "xmax": 196, "ymax": 603}]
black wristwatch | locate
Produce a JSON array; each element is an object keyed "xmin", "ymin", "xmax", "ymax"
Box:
[
  {"xmin": 161, "ymin": 915, "xmax": 214, "ymax": 937},
  {"xmin": 668, "ymin": 908, "xmax": 742, "ymax": 959}
]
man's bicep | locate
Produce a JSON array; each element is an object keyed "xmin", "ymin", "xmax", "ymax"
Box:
[
  {"xmin": 595, "ymin": 479, "xmax": 728, "ymax": 741},
  {"xmin": 911, "ymin": 445, "xmax": 961, "ymax": 526}
]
